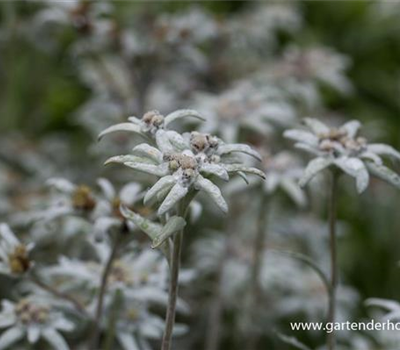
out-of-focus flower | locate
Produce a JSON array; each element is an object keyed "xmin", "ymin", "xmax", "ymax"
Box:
[
  {"xmin": 0, "ymin": 224, "xmax": 33, "ymax": 276},
  {"xmin": 194, "ymin": 81, "xmax": 296, "ymax": 142},
  {"xmin": 285, "ymin": 118, "xmax": 400, "ymax": 193},
  {"xmin": 0, "ymin": 297, "xmax": 74, "ymax": 350}
]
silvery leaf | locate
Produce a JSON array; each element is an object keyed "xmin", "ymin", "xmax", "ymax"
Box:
[
  {"xmin": 217, "ymin": 144, "xmax": 262, "ymax": 161},
  {"xmin": 237, "ymin": 171, "xmax": 249, "ymax": 184},
  {"xmin": 294, "ymin": 142, "xmax": 323, "ymax": 156},
  {"xmin": 124, "ymin": 162, "xmax": 169, "ymax": 177},
  {"xmin": 280, "ymin": 178, "xmax": 307, "ymax": 207},
  {"xmin": 340, "ymin": 120, "xmax": 361, "ymax": 138},
  {"xmin": 127, "ymin": 116, "xmax": 141, "ymax": 124},
  {"xmin": 303, "ymin": 118, "xmax": 329, "ymax": 134},
  {"xmin": 367, "ymin": 144, "xmax": 400, "ymax": 161},
  {"xmin": 299, "ymin": 157, "xmax": 333, "ymax": 188},
  {"xmin": 365, "ymin": 162, "xmax": 400, "ymax": 190},
  {"xmin": 194, "ymin": 175, "xmax": 228, "ymax": 214},
  {"xmin": 284, "ymin": 129, "xmax": 319, "ymax": 146},
  {"xmin": 200, "ymin": 163, "xmax": 229, "ymax": 181},
  {"xmin": 164, "ymin": 109, "xmax": 205, "ymax": 128},
  {"xmin": 165, "ymin": 130, "xmax": 189, "ymax": 151},
  {"xmin": 152, "ymin": 216, "xmax": 186, "ymax": 248},
  {"xmin": 360, "ymin": 152, "xmax": 383, "ymax": 165},
  {"xmin": 158, "ymin": 183, "xmax": 188, "ymax": 216},
  {"xmin": 155, "ymin": 130, "xmax": 175, "ymax": 153},
  {"xmin": 120, "ymin": 206, "xmax": 171, "ymax": 261},
  {"xmin": 104, "ymin": 155, "xmax": 154, "ymax": 166},
  {"xmin": 42, "ymin": 329, "xmax": 69, "ymax": 350},
  {"xmin": 98, "ymin": 122, "xmax": 142, "ymax": 140},
  {"xmin": 223, "ymin": 164, "xmax": 266, "ymax": 179},
  {"xmin": 144, "ymin": 176, "xmax": 176, "ymax": 205},
  {"xmin": 0, "ymin": 327, "xmax": 24, "ymax": 350},
  {"xmin": 334, "ymin": 157, "xmax": 369, "ymax": 193},
  {"xmin": 132, "ymin": 144, "xmax": 163, "ymax": 164},
  {"xmin": 120, "ymin": 205, "xmax": 162, "ymax": 240}
]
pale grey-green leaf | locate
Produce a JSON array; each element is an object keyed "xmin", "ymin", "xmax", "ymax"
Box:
[
  {"xmin": 299, "ymin": 157, "xmax": 333, "ymax": 188},
  {"xmin": 368, "ymin": 144, "xmax": 400, "ymax": 161},
  {"xmin": 124, "ymin": 162, "xmax": 169, "ymax": 177},
  {"xmin": 223, "ymin": 164, "xmax": 266, "ymax": 179},
  {"xmin": 194, "ymin": 175, "xmax": 228, "ymax": 214},
  {"xmin": 132, "ymin": 144, "xmax": 163, "ymax": 164},
  {"xmin": 152, "ymin": 216, "xmax": 186, "ymax": 248},
  {"xmin": 144, "ymin": 176, "xmax": 176, "ymax": 205},
  {"xmin": 104, "ymin": 155, "xmax": 154, "ymax": 166},
  {"xmin": 340, "ymin": 120, "xmax": 361, "ymax": 138},
  {"xmin": 334, "ymin": 157, "xmax": 369, "ymax": 193},
  {"xmin": 158, "ymin": 183, "xmax": 188, "ymax": 216},
  {"xmin": 200, "ymin": 163, "xmax": 229, "ymax": 181},
  {"xmin": 284, "ymin": 129, "xmax": 319, "ymax": 146},
  {"xmin": 120, "ymin": 205, "xmax": 162, "ymax": 240},
  {"xmin": 365, "ymin": 162, "xmax": 400, "ymax": 190},
  {"xmin": 0, "ymin": 327, "xmax": 24, "ymax": 350},
  {"xmin": 303, "ymin": 117, "xmax": 329, "ymax": 134},
  {"xmin": 98, "ymin": 122, "xmax": 142, "ymax": 140},
  {"xmin": 164, "ymin": 109, "xmax": 205, "ymax": 128},
  {"xmin": 217, "ymin": 144, "xmax": 262, "ymax": 161}
]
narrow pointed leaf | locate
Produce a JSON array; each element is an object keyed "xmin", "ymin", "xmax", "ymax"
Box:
[
  {"xmin": 98, "ymin": 122, "xmax": 142, "ymax": 140},
  {"xmin": 152, "ymin": 216, "xmax": 186, "ymax": 248},
  {"xmin": 194, "ymin": 176, "xmax": 228, "ymax": 214},
  {"xmin": 120, "ymin": 205, "xmax": 162, "ymax": 240},
  {"xmin": 132, "ymin": 144, "xmax": 163, "ymax": 164},
  {"xmin": 124, "ymin": 162, "xmax": 169, "ymax": 177},
  {"xmin": 158, "ymin": 183, "xmax": 188, "ymax": 216},
  {"xmin": 340, "ymin": 120, "xmax": 361, "ymax": 138},
  {"xmin": 284, "ymin": 129, "xmax": 319, "ymax": 146},
  {"xmin": 218, "ymin": 143, "xmax": 262, "ymax": 161},
  {"xmin": 365, "ymin": 162, "xmax": 400, "ymax": 190},
  {"xmin": 164, "ymin": 109, "xmax": 205, "ymax": 127},
  {"xmin": 303, "ymin": 117, "xmax": 330, "ymax": 134},
  {"xmin": 104, "ymin": 155, "xmax": 153, "ymax": 166},
  {"xmin": 223, "ymin": 164, "xmax": 266, "ymax": 179},
  {"xmin": 367, "ymin": 144, "xmax": 400, "ymax": 161},
  {"xmin": 334, "ymin": 157, "xmax": 369, "ymax": 193},
  {"xmin": 144, "ymin": 176, "xmax": 176, "ymax": 205},
  {"xmin": 299, "ymin": 157, "xmax": 333, "ymax": 188},
  {"xmin": 200, "ymin": 163, "xmax": 229, "ymax": 181}
]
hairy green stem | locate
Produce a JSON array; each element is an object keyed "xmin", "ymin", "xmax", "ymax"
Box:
[
  {"xmin": 327, "ymin": 172, "xmax": 339, "ymax": 350},
  {"xmin": 161, "ymin": 194, "xmax": 195, "ymax": 350},
  {"xmin": 89, "ymin": 234, "xmax": 121, "ymax": 350}
]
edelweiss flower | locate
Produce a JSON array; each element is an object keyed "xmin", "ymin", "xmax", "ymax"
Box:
[
  {"xmin": 103, "ymin": 123, "xmax": 265, "ymax": 216},
  {"xmin": 0, "ymin": 297, "xmax": 74, "ymax": 350},
  {"xmin": 284, "ymin": 118, "xmax": 400, "ymax": 193},
  {"xmin": 0, "ymin": 224, "xmax": 33, "ymax": 276}
]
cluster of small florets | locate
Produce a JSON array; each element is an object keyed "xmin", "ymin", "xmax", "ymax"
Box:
[
  {"xmin": 317, "ymin": 127, "xmax": 367, "ymax": 156},
  {"xmin": 141, "ymin": 110, "xmax": 165, "ymax": 135},
  {"xmin": 15, "ymin": 299, "xmax": 50, "ymax": 325},
  {"xmin": 190, "ymin": 132, "xmax": 219, "ymax": 156}
]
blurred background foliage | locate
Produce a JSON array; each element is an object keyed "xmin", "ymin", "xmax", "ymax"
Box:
[{"xmin": 1, "ymin": 1, "xmax": 400, "ymax": 349}]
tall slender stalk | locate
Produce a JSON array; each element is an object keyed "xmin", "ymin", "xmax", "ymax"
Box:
[
  {"xmin": 88, "ymin": 234, "xmax": 122, "ymax": 350},
  {"xmin": 161, "ymin": 195, "xmax": 194, "ymax": 350},
  {"xmin": 247, "ymin": 195, "xmax": 269, "ymax": 350},
  {"xmin": 327, "ymin": 172, "xmax": 339, "ymax": 350}
]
